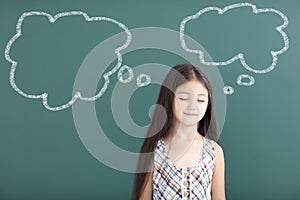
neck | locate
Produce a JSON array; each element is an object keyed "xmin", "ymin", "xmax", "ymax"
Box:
[{"xmin": 169, "ymin": 120, "xmax": 198, "ymax": 141}]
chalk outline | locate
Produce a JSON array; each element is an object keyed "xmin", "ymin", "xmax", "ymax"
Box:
[
  {"xmin": 136, "ymin": 73, "xmax": 151, "ymax": 87},
  {"xmin": 5, "ymin": 11, "xmax": 132, "ymax": 111},
  {"xmin": 180, "ymin": 2, "xmax": 289, "ymax": 74},
  {"xmin": 237, "ymin": 74, "xmax": 255, "ymax": 86},
  {"xmin": 223, "ymin": 85, "xmax": 234, "ymax": 95},
  {"xmin": 117, "ymin": 65, "xmax": 134, "ymax": 83}
]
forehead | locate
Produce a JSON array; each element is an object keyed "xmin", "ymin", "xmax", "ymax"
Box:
[{"xmin": 175, "ymin": 80, "xmax": 208, "ymax": 96}]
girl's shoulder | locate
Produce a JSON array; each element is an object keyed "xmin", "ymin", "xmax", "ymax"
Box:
[
  {"xmin": 212, "ymin": 141, "xmax": 224, "ymax": 159},
  {"xmin": 204, "ymin": 138, "xmax": 223, "ymax": 152},
  {"xmin": 204, "ymin": 138, "xmax": 224, "ymax": 162},
  {"xmin": 203, "ymin": 137, "xmax": 216, "ymax": 151}
]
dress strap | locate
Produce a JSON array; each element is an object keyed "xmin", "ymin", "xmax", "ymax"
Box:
[
  {"xmin": 153, "ymin": 139, "xmax": 166, "ymax": 170},
  {"xmin": 201, "ymin": 138, "xmax": 216, "ymax": 165},
  {"xmin": 203, "ymin": 138, "xmax": 216, "ymax": 151}
]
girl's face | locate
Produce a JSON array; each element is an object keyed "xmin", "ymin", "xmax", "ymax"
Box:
[{"xmin": 173, "ymin": 79, "xmax": 209, "ymax": 127}]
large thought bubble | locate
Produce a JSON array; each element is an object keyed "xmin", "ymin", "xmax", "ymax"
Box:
[
  {"xmin": 5, "ymin": 11, "xmax": 132, "ymax": 111},
  {"xmin": 180, "ymin": 3, "xmax": 289, "ymax": 95},
  {"xmin": 180, "ymin": 3, "xmax": 289, "ymax": 74}
]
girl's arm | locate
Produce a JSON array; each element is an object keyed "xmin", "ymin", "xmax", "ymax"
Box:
[
  {"xmin": 139, "ymin": 172, "xmax": 153, "ymax": 200},
  {"xmin": 211, "ymin": 143, "xmax": 226, "ymax": 200}
]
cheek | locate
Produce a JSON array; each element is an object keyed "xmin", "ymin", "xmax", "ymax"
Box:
[
  {"xmin": 174, "ymin": 99, "xmax": 183, "ymax": 113},
  {"xmin": 198, "ymin": 103, "xmax": 208, "ymax": 115},
  {"xmin": 200, "ymin": 102, "xmax": 208, "ymax": 110}
]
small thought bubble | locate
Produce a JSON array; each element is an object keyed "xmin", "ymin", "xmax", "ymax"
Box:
[
  {"xmin": 237, "ymin": 74, "xmax": 255, "ymax": 86},
  {"xmin": 223, "ymin": 85, "xmax": 234, "ymax": 95},
  {"xmin": 136, "ymin": 73, "xmax": 151, "ymax": 87},
  {"xmin": 118, "ymin": 65, "xmax": 134, "ymax": 83}
]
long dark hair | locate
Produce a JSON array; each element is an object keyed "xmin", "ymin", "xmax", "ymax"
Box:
[{"xmin": 132, "ymin": 64, "xmax": 219, "ymax": 200}]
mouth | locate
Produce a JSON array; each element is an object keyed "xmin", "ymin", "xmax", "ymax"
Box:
[{"xmin": 183, "ymin": 112, "xmax": 198, "ymax": 116}]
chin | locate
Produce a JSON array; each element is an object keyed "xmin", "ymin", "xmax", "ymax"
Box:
[{"xmin": 181, "ymin": 120, "xmax": 199, "ymax": 127}]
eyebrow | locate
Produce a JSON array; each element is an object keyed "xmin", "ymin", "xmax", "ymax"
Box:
[{"xmin": 176, "ymin": 91, "xmax": 208, "ymax": 97}]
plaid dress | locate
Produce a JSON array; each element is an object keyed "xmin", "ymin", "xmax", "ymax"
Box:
[{"xmin": 152, "ymin": 137, "xmax": 216, "ymax": 200}]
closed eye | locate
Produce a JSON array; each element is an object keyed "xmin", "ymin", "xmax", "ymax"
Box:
[{"xmin": 179, "ymin": 98, "xmax": 205, "ymax": 103}]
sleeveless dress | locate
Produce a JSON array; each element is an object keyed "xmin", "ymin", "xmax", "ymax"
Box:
[{"xmin": 152, "ymin": 137, "xmax": 216, "ymax": 200}]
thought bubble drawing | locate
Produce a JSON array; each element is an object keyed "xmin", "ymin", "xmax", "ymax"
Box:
[
  {"xmin": 117, "ymin": 65, "xmax": 134, "ymax": 83},
  {"xmin": 179, "ymin": 3, "xmax": 289, "ymax": 95},
  {"xmin": 136, "ymin": 73, "xmax": 151, "ymax": 87},
  {"xmin": 237, "ymin": 74, "xmax": 255, "ymax": 86},
  {"xmin": 5, "ymin": 11, "xmax": 140, "ymax": 111},
  {"xmin": 223, "ymin": 85, "xmax": 234, "ymax": 95}
]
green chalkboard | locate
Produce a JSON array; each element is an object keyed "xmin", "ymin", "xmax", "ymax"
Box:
[{"xmin": 1, "ymin": 0, "xmax": 299, "ymax": 199}]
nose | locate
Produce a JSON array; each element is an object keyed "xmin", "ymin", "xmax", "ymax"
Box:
[{"xmin": 187, "ymin": 99, "xmax": 197, "ymax": 111}]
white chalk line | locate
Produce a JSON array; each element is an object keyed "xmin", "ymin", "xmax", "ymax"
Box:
[
  {"xmin": 237, "ymin": 74, "xmax": 255, "ymax": 86},
  {"xmin": 5, "ymin": 11, "xmax": 132, "ymax": 111},
  {"xmin": 223, "ymin": 85, "xmax": 234, "ymax": 95},
  {"xmin": 136, "ymin": 73, "xmax": 151, "ymax": 87},
  {"xmin": 179, "ymin": 2, "xmax": 289, "ymax": 74},
  {"xmin": 118, "ymin": 65, "xmax": 134, "ymax": 83}
]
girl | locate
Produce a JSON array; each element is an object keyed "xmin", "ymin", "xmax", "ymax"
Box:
[{"xmin": 132, "ymin": 64, "xmax": 226, "ymax": 200}]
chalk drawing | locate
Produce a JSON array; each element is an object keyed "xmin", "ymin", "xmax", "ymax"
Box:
[
  {"xmin": 5, "ymin": 11, "xmax": 133, "ymax": 111},
  {"xmin": 179, "ymin": 3, "xmax": 289, "ymax": 95},
  {"xmin": 237, "ymin": 74, "xmax": 255, "ymax": 86}
]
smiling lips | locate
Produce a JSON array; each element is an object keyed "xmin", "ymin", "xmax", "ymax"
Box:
[{"xmin": 183, "ymin": 112, "xmax": 198, "ymax": 116}]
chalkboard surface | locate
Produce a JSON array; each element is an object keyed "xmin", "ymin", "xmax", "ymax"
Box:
[{"xmin": 1, "ymin": 0, "xmax": 299, "ymax": 199}]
